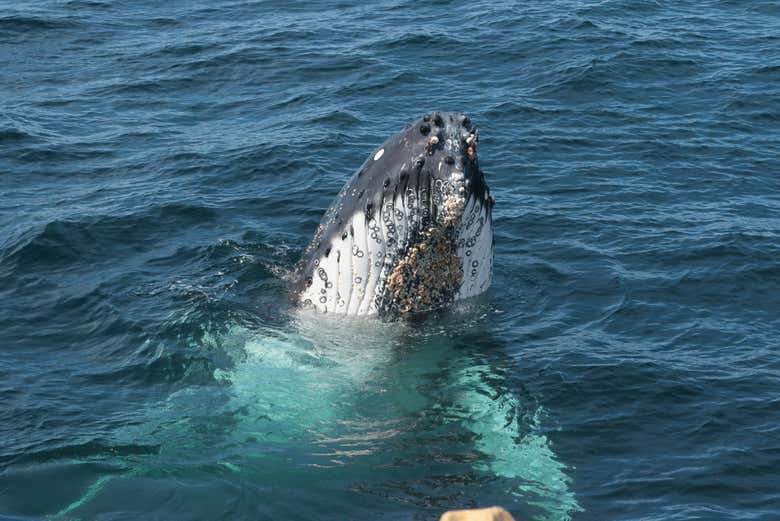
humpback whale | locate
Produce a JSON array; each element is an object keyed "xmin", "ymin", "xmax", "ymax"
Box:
[
  {"xmin": 50, "ymin": 113, "xmax": 580, "ymax": 521},
  {"xmin": 293, "ymin": 111, "xmax": 494, "ymax": 317}
]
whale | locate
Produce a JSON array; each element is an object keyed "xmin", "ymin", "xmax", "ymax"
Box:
[
  {"xmin": 50, "ymin": 114, "xmax": 580, "ymax": 521},
  {"xmin": 293, "ymin": 111, "xmax": 494, "ymax": 317}
]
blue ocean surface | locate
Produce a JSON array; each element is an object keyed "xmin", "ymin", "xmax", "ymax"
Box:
[{"xmin": 2, "ymin": 1, "xmax": 779, "ymax": 520}]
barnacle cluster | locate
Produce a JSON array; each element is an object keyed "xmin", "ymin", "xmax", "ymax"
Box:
[
  {"xmin": 385, "ymin": 224, "xmax": 463, "ymax": 314},
  {"xmin": 385, "ymin": 160, "xmax": 469, "ymax": 314}
]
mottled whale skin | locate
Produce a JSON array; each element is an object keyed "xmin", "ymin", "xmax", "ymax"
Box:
[{"xmin": 293, "ymin": 111, "xmax": 494, "ymax": 317}]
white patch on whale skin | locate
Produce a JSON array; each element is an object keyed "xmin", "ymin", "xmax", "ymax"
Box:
[
  {"xmin": 297, "ymin": 218, "xmax": 353, "ymax": 314},
  {"xmin": 393, "ymin": 191, "xmax": 409, "ymax": 257},
  {"xmin": 360, "ymin": 220, "xmax": 386, "ymax": 315},
  {"xmin": 300, "ymin": 196, "xmax": 416, "ymax": 316},
  {"xmin": 335, "ymin": 236, "xmax": 352, "ymax": 312},
  {"xmin": 301, "ymin": 245, "xmax": 337, "ymax": 313},
  {"xmin": 346, "ymin": 213, "xmax": 369, "ymax": 314},
  {"xmin": 373, "ymin": 148, "xmax": 384, "ymax": 161},
  {"xmin": 300, "ymin": 209, "xmax": 390, "ymax": 316},
  {"xmin": 455, "ymin": 196, "xmax": 493, "ymax": 300}
]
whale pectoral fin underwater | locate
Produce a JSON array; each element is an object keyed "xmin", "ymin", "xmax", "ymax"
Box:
[{"xmin": 292, "ymin": 111, "xmax": 494, "ymax": 318}]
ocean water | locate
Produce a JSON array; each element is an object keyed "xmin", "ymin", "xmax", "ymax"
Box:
[{"xmin": 2, "ymin": 1, "xmax": 779, "ymax": 520}]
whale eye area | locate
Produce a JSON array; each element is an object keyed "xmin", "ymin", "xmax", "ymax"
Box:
[{"xmin": 419, "ymin": 124, "xmax": 430, "ymax": 135}]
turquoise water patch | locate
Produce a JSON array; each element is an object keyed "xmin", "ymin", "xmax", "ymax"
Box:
[{"xmin": 51, "ymin": 314, "xmax": 578, "ymax": 520}]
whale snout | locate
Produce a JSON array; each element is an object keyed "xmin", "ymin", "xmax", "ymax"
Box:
[
  {"xmin": 397, "ymin": 111, "xmax": 489, "ymax": 229},
  {"xmin": 408, "ymin": 111, "xmax": 486, "ymax": 198},
  {"xmin": 415, "ymin": 111, "xmax": 478, "ymax": 164}
]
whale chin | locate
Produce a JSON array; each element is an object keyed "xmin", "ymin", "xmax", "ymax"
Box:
[{"xmin": 293, "ymin": 111, "xmax": 494, "ymax": 318}]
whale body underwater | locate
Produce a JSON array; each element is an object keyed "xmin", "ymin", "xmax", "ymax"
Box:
[{"xmin": 293, "ymin": 111, "xmax": 494, "ymax": 317}]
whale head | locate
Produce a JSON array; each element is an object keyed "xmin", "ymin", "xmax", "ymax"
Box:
[{"xmin": 293, "ymin": 111, "xmax": 494, "ymax": 318}]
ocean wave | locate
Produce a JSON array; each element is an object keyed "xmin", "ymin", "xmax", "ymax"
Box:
[
  {"xmin": 2, "ymin": 205, "xmax": 219, "ymax": 272},
  {"xmin": 79, "ymin": 351, "xmax": 222, "ymax": 387},
  {"xmin": 0, "ymin": 127, "xmax": 35, "ymax": 144},
  {"xmin": 0, "ymin": 14, "xmax": 81, "ymax": 33},
  {"xmin": 1, "ymin": 440, "xmax": 158, "ymax": 469}
]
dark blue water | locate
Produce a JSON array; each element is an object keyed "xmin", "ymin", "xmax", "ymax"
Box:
[{"xmin": 2, "ymin": 1, "xmax": 780, "ymax": 520}]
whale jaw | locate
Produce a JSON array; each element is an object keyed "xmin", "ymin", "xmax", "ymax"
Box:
[{"xmin": 293, "ymin": 111, "xmax": 494, "ymax": 318}]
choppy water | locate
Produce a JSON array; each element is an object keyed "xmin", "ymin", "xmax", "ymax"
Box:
[{"xmin": 2, "ymin": 1, "xmax": 780, "ymax": 520}]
